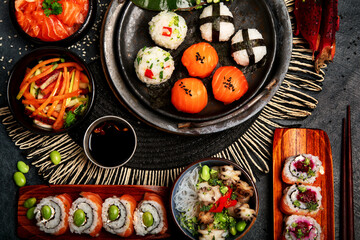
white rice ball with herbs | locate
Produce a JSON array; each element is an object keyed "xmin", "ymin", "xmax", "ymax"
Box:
[
  {"xmin": 149, "ymin": 11, "xmax": 187, "ymax": 50},
  {"xmin": 134, "ymin": 46, "xmax": 175, "ymax": 85}
]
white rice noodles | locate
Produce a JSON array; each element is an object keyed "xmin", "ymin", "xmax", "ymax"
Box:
[{"xmin": 174, "ymin": 167, "xmax": 200, "ymax": 220}]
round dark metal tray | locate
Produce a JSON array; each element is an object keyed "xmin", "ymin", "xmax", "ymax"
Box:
[
  {"xmin": 100, "ymin": 0, "xmax": 292, "ymax": 135},
  {"xmin": 114, "ymin": 0, "xmax": 276, "ymax": 122}
]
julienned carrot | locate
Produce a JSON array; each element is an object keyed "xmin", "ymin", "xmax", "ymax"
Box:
[
  {"xmin": 20, "ymin": 65, "xmax": 52, "ymax": 90},
  {"xmin": 80, "ymin": 72, "xmax": 89, "ymax": 83},
  {"xmin": 73, "ymin": 70, "xmax": 80, "ymax": 92},
  {"xmin": 17, "ymin": 66, "xmax": 56, "ymax": 100},
  {"xmin": 41, "ymin": 80, "xmax": 57, "ymax": 96},
  {"xmin": 32, "ymin": 72, "xmax": 62, "ymax": 117},
  {"xmin": 22, "ymin": 90, "xmax": 81, "ymax": 105},
  {"xmin": 47, "ymin": 67, "xmax": 68, "ymax": 117},
  {"xmin": 56, "ymin": 62, "xmax": 83, "ymax": 71},
  {"xmin": 53, "ymin": 69, "xmax": 71, "ymax": 130},
  {"xmin": 23, "ymin": 58, "xmax": 60, "ymax": 82}
]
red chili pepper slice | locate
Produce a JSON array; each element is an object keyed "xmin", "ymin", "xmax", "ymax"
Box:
[
  {"xmin": 145, "ymin": 69, "xmax": 154, "ymax": 79},
  {"xmin": 162, "ymin": 27, "xmax": 172, "ymax": 37},
  {"xmin": 209, "ymin": 188, "xmax": 237, "ymax": 213}
]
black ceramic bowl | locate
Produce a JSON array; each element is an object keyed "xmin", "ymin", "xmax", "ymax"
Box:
[
  {"xmin": 7, "ymin": 46, "xmax": 95, "ymax": 135},
  {"xmin": 9, "ymin": 0, "xmax": 96, "ymax": 46},
  {"xmin": 170, "ymin": 158, "xmax": 259, "ymax": 240}
]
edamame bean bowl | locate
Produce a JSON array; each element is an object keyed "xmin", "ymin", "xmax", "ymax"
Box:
[{"xmin": 170, "ymin": 158, "xmax": 259, "ymax": 240}]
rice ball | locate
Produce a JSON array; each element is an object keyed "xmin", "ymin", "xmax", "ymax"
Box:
[
  {"xmin": 231, "ymin": 28, "xmax": 267, "ymax": 66},
  {"xmin": 149, "ymin": 11, "xmax": 187, "ymax": 50},
  {"xmin": 134, "ymin": 46, "xmax": 175, "ymax": 85},
  {"xmin": 199, "ymin": 2, "xmax": 235, "ymax": 42}
]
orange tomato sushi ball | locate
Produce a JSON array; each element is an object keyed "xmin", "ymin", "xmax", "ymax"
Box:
[
  {"xmin": 181, "ymin": 42, "xmax": 219, "ymax": 78},
  {"xmin": 212, "ymin": 66, "xmax": 248, "ymax": 104},
  {"xmin": 171, "ymin": 78, "xmax": 208, "ymax": 114}
]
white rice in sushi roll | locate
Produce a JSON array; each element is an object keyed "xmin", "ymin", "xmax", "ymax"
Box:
[
  {"xmin": 149, "ymin": 11, "xmax": 187, "ymax": 50},
  {"xmin": 199, "ymin": 2, "xmax": 235, "ymax": 42},
  {"xmin": 102, "ymin": 197, "xmax": 132, "ymax": 235},
  {"xmin": 133, "ymin": 200, "xmax": 165, "ymax": 236},
  {"xmin": 231, "ymin": 28, "xmax": 267, "ymax": 66},
  {"xmin": 134, "ymin": 46, "xmax": 175, "ymax": 85},
  {"xmin": 34, "ymin": 196, "xmax": 67, "ymax": 235}
]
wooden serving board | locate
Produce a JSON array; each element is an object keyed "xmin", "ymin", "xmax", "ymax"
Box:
[
  {"xmin": 272, "ymin": 128, "xmax": 334, "ymax": 240},
  {"xmin": 17, "ymin": 185, "xmax": 170, "ymax": 239}
]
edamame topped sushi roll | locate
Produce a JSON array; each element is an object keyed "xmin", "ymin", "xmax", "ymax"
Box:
[
  {"xmin": 69, "ymin": 192, "xmax": 103, "ymax": 237},
  {"xmin": 102, "ymin": 194, "xmax": 137, "ymax": 237},
  {"xmin": 134, "ymin": 46, "xmax": 175, "ymax": 85},
  {"xmin": 199, "ymin": 2, "xmax": 235, "ymax": 42},
  {"xmin": 149, "ymin": 11, "xmax": 187, "ymax": 50},
  {"xmin": 282, "ymin": 154, "xmax": 323, "ymax": 185},
  {"xmin": 134, "ymin": 192, "xmax": 168, "ymax": 236},
  {"xmin": 281, "ymin": 184, "xmax": 322, "ymax": 216},
  {"xmin": 283, "ymin": 215, "xmax": 322, "ymax": 240},
  {"xmin": 34, "ymin": 193, "xmax": 72, "ymax": 235}
]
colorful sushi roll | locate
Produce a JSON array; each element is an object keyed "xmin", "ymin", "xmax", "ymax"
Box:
[
  {"xmin": 171, "ymin": 78, "xmax": 208, "ymax": 114},
  {"xmin": 283, "ymin": 215, "xmax": 322, "ymax": 240},
  {"xmin": 34, "ymin": 193, "xmax": 72, "ymax": 235},
  {"xmin": 134, "ymin": 46, "xmax": 175, "ymax": 85},
  {"xmin": 281, "ymin": 184, "xmax": 322, "ymax": 216},
  {"xmin": 199, "ymin": 2, "xmax": 235, "ymax": 42},
  {"xmin": 102, "ymin": 194, "xmax": 137, "ymax": 237},
  {"xmin": 134, "ymin": 192, "xmax": 168, "ymax": 236},
  {"xmin": 149, "ymin": 11, "xmax": 188, "ymax": 50},
  {"xmin": 181, "ymin": 42, "xmax": 219, "ymax": 78},
  {"xmin": 212, "ymin": 66, "xmax": 248, "ymax": 104},
  {"xmin": 69, "ymin": 192, "xmax": 103, "ymax": 237},
  {"xmin": 231, "ymin": 28, "xmax": 267, "ymax": 67},
  {"xmin": 282, "ymin": 154, "xmax": 323, "ymax": 185}
]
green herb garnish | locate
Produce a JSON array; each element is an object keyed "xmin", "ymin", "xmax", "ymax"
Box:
[
  {"xmin": 297, "ymin": 186, "xmax": 307, "ymax": 193},
  {"xmin": 291, "ymin": 222, "xmax": 298, "ymax": 228},
  {"xmin": 159, "ymin": 71, "xmax": 163, "ymax": 79},
  {"xmin": 42, "ymin": 0, "xmax": 63, "ymax": 17},
  {"xmin": 293, "ymin": 200, "xmax": 301, "ymax": 207},
  {"xmin": 304, "ymin": 157, "xmax": 310, "ymax": 166},
  {"xmin": 306, "ymin": 201, "xmax": 319, "ymax": 211},
  {"xmin": 230, "ymin": 192, "xmax": 237, "ymax": 200},
  {"xmin": 307, "ymin": 169, "xmax": 315, "ymax": 177},
  {"xmin": 220, "ymin": 186, "xmax": 228, "ymax": 195},
  {"xmin": 64, "ymin": 111, "xmax": 76, "ymax": 128},
  {"xmin": 200, "ymin": 204, "xmax": 213, "ymax": 212},
  {"xmin": 164, "ymin": 56, "xmax": 170, "ymax": 62},
  {"xmin": 296, "ymin": 228, "xmax": 304, "ymax": 238}
]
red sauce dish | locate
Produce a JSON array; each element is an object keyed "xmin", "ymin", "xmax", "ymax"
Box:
[{"xmin": 9, "ymin": 0, "xmax": 96, "ymax": 45}]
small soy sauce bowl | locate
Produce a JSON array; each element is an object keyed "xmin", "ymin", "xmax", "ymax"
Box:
[
  {"xmin": 9, "ymin": 0, "xmax": 96, "ymax": 46},
  {"xmin": 83, "ymin": 116, "xmax": 137, "ymax": 169}
]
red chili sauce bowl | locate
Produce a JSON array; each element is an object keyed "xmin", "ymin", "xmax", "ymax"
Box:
[{"xmin": 9, "ymin": 0, "xmax": 96, "ymax": 46}]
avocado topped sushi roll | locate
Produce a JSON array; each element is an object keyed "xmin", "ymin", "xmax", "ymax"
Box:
[
  {"xmin": 134, "ymin": 46, "xmax": 175, "ymax": 85},
  {"xmin": 199, "ymin": 2, "xmax": 235, "ymax": 42},
  {"xmin": 231, "ymin": 28, "xmax": 267, "ymax": 67},
  {"xmin": 149, "ymin": 11, "xmax": 188, "ymax": 50}
]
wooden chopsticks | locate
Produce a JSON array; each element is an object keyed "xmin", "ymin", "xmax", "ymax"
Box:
[{"xmin": 341, "ymin": 105, "xmax": 354, "ymax": 240}]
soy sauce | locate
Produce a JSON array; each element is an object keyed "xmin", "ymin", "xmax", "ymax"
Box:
[{"xmin": 88, "ymin": 120, "xmax": 135, "ymax": 167}]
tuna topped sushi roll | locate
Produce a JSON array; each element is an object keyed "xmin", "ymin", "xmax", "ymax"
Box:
[
  {"xmin": 134, "ymin": 46, "xmax": 175, "ymax": 85},
  {"xmin": 283, "ymin": 215, "xmax": 322, "ymax": 240},
  {"xmin": 281, "ymin": 184, "xmax": 322, "ymax": 216},
  {"xmin": 199, "ymin": 2, "xmax": 235, "ymax": 42},
  {"xmin": 102, "ymin": 194, "xmax": 137, "ymax": 237},
  {"xmin": 134, "ymin": 192, "xmax": 168, "ymax": 236},
  {"xmin": 149, "ymin": 11, "xmax": 187, "ymax": 50},
  {"xmin": 34, "ymin": 193, "xmax": 72, "ymax": 235},
  {"xmin": 282, "ymin": 154, "xmax": 323, "ymax": 185},
  {"xmin": 231, "ymin": 28, "xmax": 267, "ymax": 66},
  {"xmin": 69, "ymin": 192, "xmax": 103, "ymax": 237}
]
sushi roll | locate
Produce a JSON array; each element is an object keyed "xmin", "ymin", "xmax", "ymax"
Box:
[
  {"xmin": 134, "ymin": 192, "xmax": 168, "ymax": 236},
  {"xmin": 102, "ymin": 194, "xmax": 137, "ymax": 237},
  {"xmin": 149, "ymin": 11, "xmax": 187, "ymax": 50},
  {"xmin": 283, "ymin": 215, "xmax": 322, "ymax": 240},
  {"xmin": 199, "ymin": 2, "xmax": 235, "ymax": 42},
  {"xmin": 69, "ymin": 192, "xmax": 103, "ymax": 237},
  {"xmin": 181, "ymin": 42, "xmax": 219, "ymax": 78},
  {"xmin": 171, "ymin": 78, "xmax": 208, "ymax": 114},
  {"xmin": 134, "ymin": 46, "xmax": 175, "ymax": 85},
  {"xmin": 34, "ymin": 193, "xmax": 72, "ymax": 235},
  {"xmin": 231, "ymin": 28, "xmax": 267, "ymax": 67},
  {"xmin": 281, "ymin": 184, "xmax": 322, "ymax": 216},
  {"xmin": 282, "ymin": 154, "xmax": 323, "ymax": 185},
  {"xmin": 212, "ymin": 66, "xmax": 248, "ymax": 104}
]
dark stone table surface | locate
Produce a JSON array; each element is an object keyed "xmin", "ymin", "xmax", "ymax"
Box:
[{"xmin": 0, "ymin": 0, "xmax": 359, "ymax": 239}]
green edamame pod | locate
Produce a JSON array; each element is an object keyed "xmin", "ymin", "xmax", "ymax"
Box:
[
  {"xmin": 236, "ymin": 220, "xmax": 247, "ymax": 232},
  {"xmin": 50, "ymin": 151, "xmax": 61, "ymax": 165},
  {"xmin": 108, "ymin": 205, "xmax": 119, "ymax": 221},
  {"xmin": 13, "ymin": 172, "xmax": 26, "ymax": 187},
  {"xmin": 17, "ymin": 161, "xmax": 29, "ymax": 173},
  {"xmin": 26, "ymin": 207, "xmax": 36, "ymax": 220},
  {"xmin": 41, "ymin": 205, "xmax": 52, "ymax": 220},
  {"xmin": 74, "ymin": 209, "xmax": 86, "ymax": 227},
  {"xmin": 142, "ymin": 212, "xmax": 154, "ymax": 227},
  {"xmin": 24, "ymin": 197, "xmax": 37, "ymax": 208},
  {"xmin": 200, "ymin": 165, "xmax": 210, "ymax": 181},
  {"xmin": 229, "ymin": 226, "xmax": 237, "ymax": 236}
]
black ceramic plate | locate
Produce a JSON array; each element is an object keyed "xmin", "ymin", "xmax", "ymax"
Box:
[
  {"xmin": 9, "ymin": 0, "xmax": 96, "ymax": 46},
  {"xmin": 115, "ymin": 0, "xmax": 276, "ymax": 121}
]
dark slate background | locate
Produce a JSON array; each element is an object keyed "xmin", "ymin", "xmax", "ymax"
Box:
[{"xmin": 0, "ymin": 0, "xmax": 359, "ymax": 239}]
